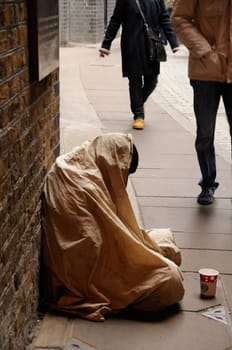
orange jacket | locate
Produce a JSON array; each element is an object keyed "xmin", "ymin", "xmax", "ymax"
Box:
[{"xmin": 171, "ymin": 0, "xmax": 232, "ymax": 82}]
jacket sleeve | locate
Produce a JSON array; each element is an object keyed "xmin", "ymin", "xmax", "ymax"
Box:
[
  {"xmin": 159, "ymin": 2, "xmax": 179, "ymax": 49},
  {"xmin": 101, "ymin": 0, "xmax": 124, "ymax": 50},
  {"xmin": 171, "ymin": 0, "xmax": 212, "ymax": 57}
]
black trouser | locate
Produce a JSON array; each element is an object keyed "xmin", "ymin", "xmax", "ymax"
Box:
[
  {"xmin": 190, "ymin": 80, "xmax": 232, "ymax": 188},
  {"xmin": 128, "ymin": 74, "xmax": 158, "ymax": 120}
]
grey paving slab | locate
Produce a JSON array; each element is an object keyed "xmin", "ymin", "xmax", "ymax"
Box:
[
  {"xmin": 181, "ymin": 272, "xmax": 222, "ymax": 311},
  {"xmin": 181, "ymin": 272, "xmax": 232, "ymax": 333},
  {"xmin": 87, "ymin": 96, "xmax": 130, "ymax": 112},
  {"xmin": 81, "ymin": 67, "xmax": 125, "ymax": 91},
  {"xmin": 132, "ymin": 143, "xmax": 230, "ymax": 171},
  {"xmin": 140, "ymin": 206, "xmax": 232, "ymax": 234},
  {"xmin": 60, "ymin": 127, "xmax": 102, "ymax": 154},
  {"xmin": 70, "ymin": 312, "xmax": 231, "ymax": 350},
  {"xmin": 100, "ymin": 113, "xmax": 188, "ymax": 130},
  {"xmin": 174, "ymin": 232, "xmax": 232, "ymax": 250},
  {"xmin": 133, "ymin": 177, "xmax": 231, "ymax": 198},
  {"xmin": 137, "ymin": 195, "xmax": 231, "ymax": 209},
  {"xmin": 87, "ymin": 89, "xmax": 128, "ymax": 97},
  {"xmin": 102, "ymin": 121, "xmax": 134, "ymax": 133},
  {"xmin": 133, "ymin": 131, "xmax": 195, "ymax": 154},
  {"xmin": 221, "ymin": 274, "xmax": 232, "ymax": 313},
  {"xmin": 181, "ymin": 249, "xmax": 232, "ymax": 274},
  {"xmin": 137, "ymin": 196, "xmax": 232, "ymax": 211},
  {"xmin": 133, "ymin": 168, "xmax": 199, "ymax": 179},
  {"xmin": 137, "ymin": 153, "xmax": 199, "ymax": 169},
  {"xmin": 133, "ymin": 177, "xmax": 200, "ymax": 197},
  {"xmin": 99, "ymin": 111, "xmax": 133, "ymax": 121}
]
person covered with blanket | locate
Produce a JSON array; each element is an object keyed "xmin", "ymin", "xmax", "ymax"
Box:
[{"xmin": 41, "ymin": 133, "xmax": 184, "ymax": 321}]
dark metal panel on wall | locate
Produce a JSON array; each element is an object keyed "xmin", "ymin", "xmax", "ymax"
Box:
[{"xmin": 27, "ymin": 0, "xmax": 59, "ymax": 81}]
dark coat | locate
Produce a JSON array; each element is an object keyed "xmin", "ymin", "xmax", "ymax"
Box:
[{"xmin": 101, "ymin": 0, "xmax": 179, "ymax": 77}]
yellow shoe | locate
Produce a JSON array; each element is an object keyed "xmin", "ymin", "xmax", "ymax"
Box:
[{"xmin": 133, "ymin": 118, "xmax": 144, "ymax": 130}]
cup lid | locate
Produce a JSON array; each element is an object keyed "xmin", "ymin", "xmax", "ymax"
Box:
[{"xmin": 199, "ymin": 268, "xmax": 219, "ymax": 276}]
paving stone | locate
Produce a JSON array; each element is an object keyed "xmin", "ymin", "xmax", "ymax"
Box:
[
  {"xmin": 181, "ymin": 272, "xmax": 222, "ymax": 312},
  {"xmin": 133, "ymin": 177, "xmax": 200, "ymax": 197},
  {"xmin": 70, "ymin": 311, "xmax": 231, "ymax": 350},
  {"xmin": 133, "ymin": 167, "xmax": 199, "ymax": 179},
  {"xmin": 221, "ymin": 275, "xmax": 232, "ymax": 313},
  {"xmin": 30, "ymin": 314, "xmax": 69, "ymax": 348},
  {"xmin": 137, "ymin": 153, "xmax": 199, "ymax": 169},
  {"xmin": 137, "ymin": 196, "xmax": 231, "ymax": 209},
  {"xmin": 181, "ymin": 249, "xmax": 232, "ymax": 274},
  {"xmin": 174, "ymin": 232, "xmax": 232, "ymax": 250},
  {"xmin": 134, "ymin": 178, "xmax": 231, "ymax": 199},
  {"xmin": 98, "ymin": 111, "xmax": 131, "ymax": 121},
  {"xmin": 140, "ymin": 205, "xmax": 232, "ymax": 234}
]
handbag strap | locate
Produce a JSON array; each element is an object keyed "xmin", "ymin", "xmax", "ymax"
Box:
[
  {"xmin": 136, "ymin": 0, "xmax": 162, "ymax": 42},
  {"xmin": 135, "ymin": 0, "xmax": 149, "ymax": 29}
]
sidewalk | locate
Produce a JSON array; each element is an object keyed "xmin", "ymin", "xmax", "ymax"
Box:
[{"xmin": 29, "ymin": 41, "xmax": 232, "ymax": 350}]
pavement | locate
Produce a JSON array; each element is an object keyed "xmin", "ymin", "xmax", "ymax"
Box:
[{"xmin": 28, "ymin": 40, "xmax": 232, "ymax": 350}]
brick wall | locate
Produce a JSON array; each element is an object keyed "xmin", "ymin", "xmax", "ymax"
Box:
[
  {"xmin": 59, "ymin": 0, "xmax": 70, "ymax": 45},
  {"xmin": 0, "ymin": 1, "xmax": 60, "ymax": 349},
  {"xmin": 61, "ymin": 0, "xmax": 117, "ymax": 44},
  {"xmin": 69, "ymin": 0, "xmax": 104, "ymax": 43}
]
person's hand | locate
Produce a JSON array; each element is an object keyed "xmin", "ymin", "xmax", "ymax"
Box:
[
  {"xmin": 99, "ymin": 48, "xmax": 110, "ymax": 57},
  {"xmin": 202, "ymin": 50, "xmax": 226, "ymax": 72},
  {"xmin": 202, "ymin": 51, "xmax": 213, "ymax": 59}
]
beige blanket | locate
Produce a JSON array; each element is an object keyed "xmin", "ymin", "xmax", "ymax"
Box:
[{"xmin": 42, "ymin": 133, "xmax": 184, "ymax": 321}]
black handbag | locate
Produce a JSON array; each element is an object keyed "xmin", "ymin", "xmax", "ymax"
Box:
[{"xmin": 136, "ymin": 0, "xmax": 167, "ymax": 62}]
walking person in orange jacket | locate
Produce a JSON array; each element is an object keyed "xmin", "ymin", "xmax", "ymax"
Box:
[{"xmin": 172, "ymin": 0, "xmax": 232, "ymax": 205}]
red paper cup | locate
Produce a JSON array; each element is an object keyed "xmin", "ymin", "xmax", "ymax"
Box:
[{"xmin": 199, "ymin": 268, "xmax": 219, "ymax": 298}]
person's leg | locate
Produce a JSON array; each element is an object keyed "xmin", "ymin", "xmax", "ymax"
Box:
[
  {"xmin": 221, "ymin": 83, "xmax": 232, "ymax": 157},
  {"xmin": 142, "ymin": 73, "xmax": 158, "ymax": 104},
  {"xmin": 190, "ymin": 80, "xmax": 221, "ymax": 204},
  {"xmin": 128, "ymin": 75, "xmax": 144, "ymax": 120}
]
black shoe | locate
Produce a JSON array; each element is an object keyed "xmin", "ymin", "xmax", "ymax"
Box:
[{"xmin": 197, "ymin": 187, "xmax": 215, "ymax": 205}]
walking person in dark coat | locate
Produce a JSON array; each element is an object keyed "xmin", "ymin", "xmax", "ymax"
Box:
[{"xmin": 99, "ymin": 0, "xmax": 179, "ymax": 130}]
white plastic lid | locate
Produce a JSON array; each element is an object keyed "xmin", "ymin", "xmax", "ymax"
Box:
[{"xmin": 198, "ymin": 268, "xmax": 219, "ymax": 276}]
